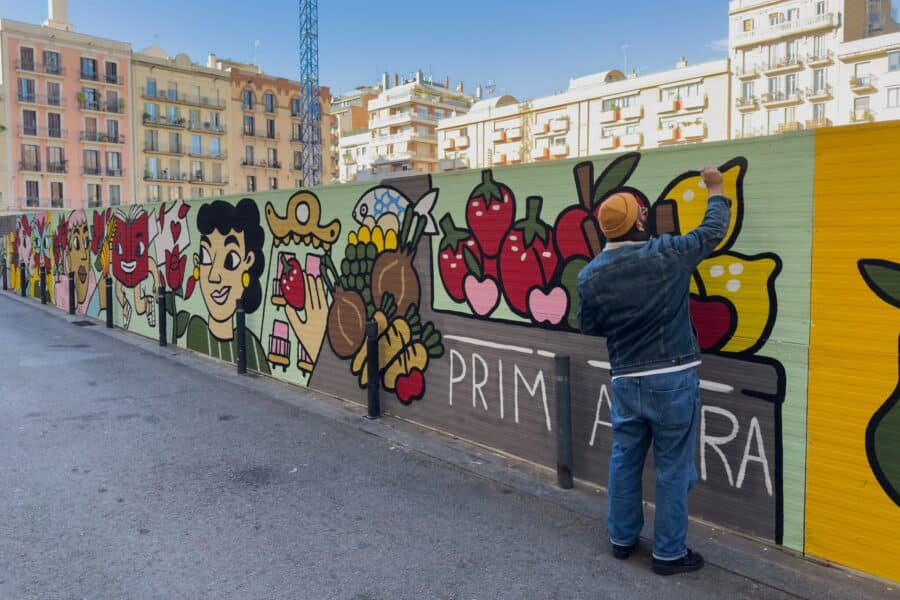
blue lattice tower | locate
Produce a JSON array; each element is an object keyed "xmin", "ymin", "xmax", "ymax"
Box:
[{"xmin": 298, "ymin": 0, "xmax": 321, "ymax": 187}]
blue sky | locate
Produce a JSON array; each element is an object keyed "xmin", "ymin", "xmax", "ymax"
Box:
[{"xmin": 0, "ymin": 0, "xmax": 731, "ymax": 100}]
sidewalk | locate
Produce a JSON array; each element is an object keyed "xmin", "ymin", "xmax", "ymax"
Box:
[{"xmin": 2, "ymin": 289, "xmax": 895, "ymax": 599}]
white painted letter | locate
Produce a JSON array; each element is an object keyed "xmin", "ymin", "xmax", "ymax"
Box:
[
  {"xmin": 700, "ymin": 405, "xmax": 739, "ymax": 486},
  {"xmin": 736, "ymin": 417, "xmax": 772, "ymax": 496},
  {"xmin": 498, "ymin": 359, "xmax": 505, "ymax": 420},
  {"xmin": 449, "ymin": 349, "xmax": 466, "ymax": 406},
  {"xmin": 514, "ymin": 365, "xmax": 551, "ymax": 432},
  {"xmin": 589, "ymin": 384, "xmax": 612, "ymax": 447},
  {"xmin": 472, "ymin": 353, "xmax": 489, "ymax": 411}
]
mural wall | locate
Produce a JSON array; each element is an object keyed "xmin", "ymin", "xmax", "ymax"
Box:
[{"xmin": 3, "ymin": 121, "xmax": 897, "ymax": 582}]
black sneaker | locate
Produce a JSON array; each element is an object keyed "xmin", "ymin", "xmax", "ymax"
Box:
[
  {"xmin": 611, "ymin": 540, "xmax": 639, "ymax": 560},
  {"xmin": 652, "ymin": 548, "xmax": 704, "ymax": 575}
]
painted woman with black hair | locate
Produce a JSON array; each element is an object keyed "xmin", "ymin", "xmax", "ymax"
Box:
[{"xmin": 186, "ymin": 198, "xmax": 271, "ymax": 374}]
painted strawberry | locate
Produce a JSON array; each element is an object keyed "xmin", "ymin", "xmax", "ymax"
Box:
[
  {"xmin": 689, "ymin": 296, "xmax": 736, "ymax": 351},
  {"xmin": 280, "ymin": 254, "xmax": 306, "ymax": 309},
  {"xmin": 498, "ymin": 196, "xmax": 559, "ymax": 317},
  {"xmin": 465, "ymin": 170, "xmax": 515, "ymax": 258},
  {"xmin": 437, "ymin": 214, "xmax": 480, "ymax": 303}
]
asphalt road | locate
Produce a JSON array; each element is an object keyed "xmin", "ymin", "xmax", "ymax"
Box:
[{"xmin": 0, "ymin": 294, "xmax": 806, "ymax": 599}]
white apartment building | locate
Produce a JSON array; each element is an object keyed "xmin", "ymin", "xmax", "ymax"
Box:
[
  {"xmin": 337, "ymin": 130, "xmax": 374, "ymax": 183},
  {"xmin": 730, "ymin": 0, "xmax": 900, "ymax": 137},
  {"xmin": 438, "ymin": 59, "xmax": 730, "ymax": 171}
]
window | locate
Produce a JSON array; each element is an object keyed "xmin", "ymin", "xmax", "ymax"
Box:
[
  {"xmin": 888, "ymin": 87, "xmax": 900, "ymax": 108},
  {"xmin": 742, "ymin": 18, "xmax": 754, "ymax": 32},
  {"xmin": 191, "ymin": 161, "xmax": 203, "ymax": 181},
  {"xmin": 106, "ymin": 90, "xmax": 119, "ymax": 113},
  {"xmin": 210, "ymin": 138, "xmax": 221, "ymax": 157},
  {"xmin": 854, "ymin": 96, "xmax": 871, "ymax": 115},
  {"xmin": 267, "ymin": 147, "xmax": 278, "ymax": 166},
  {"xmin": 742, "ymin": 81, "xmax": 755, "ymax": 99},
  {"xmin": 84, "ymin": 150, "xmax": 101, "ymax": 175},
  {"xmin": 210, "ymin": 112, "xmax": 222, "ymax": 129},
  {"xmin": 26, "ymin": 181, "xmax": 40, "ymax": 207},
  {"xmin": 269, "ymin": 177, "xmax": 278, "ymax": 190},
  {"xmin": 146, "ymin": 103, "xmax": 159, "ymax": 120},
  {"xmin": 148, "ymin": 185, "xmax": 161, "ymax": 202},
  {"xmin": 812, "ymin": 36, "xmax": 825, "ymax": 59},
  {"xmin": 242, "ymin": 89, "xmax": 254, "ymax": 109},
  {"xmin": 22, "ymin": 143, "xmax": 40, "ymax": 168},
  {"xmin": 190, "ymin": 109, "xmax": 201, "ymax": 128},
  {"xmin": 47, "ymin": 113, "xmax": 62, "ymax": 138},
  {"xmin": 291, "ymin": 97, "xmax": 301, "ymax": 116},
  {"xmin": 785, "ymin": 40, "xmax": 798, "ymax": 61},
  {"xmin": 167, "ymin": 105, "xmax": 180, "ymax": 124},
  {"xmin": 50, "ymin": 182, "xmax": 64, "ymax": 208},
  {"xmin": 192, "ymin": 135, "xmax": 202, "ymax": 155},
  {"xmin": 107, "ymin": 119, "xmax": 119, "ymax": 141},
  {"xmin": 786, "ymin": 8, "xmax": 799, "ymax": 21},
  {"xmin": 247, "ymin": 175, "xmax": 257, "ymax": 192},
  {"xmin": 768, "ymin": 77, "xmax": 781, "ymax": 95},
  {"xmin": 47, "ymin": 81, "xmax": 61, "ymax": 106},
  {"xmin": 293, "ymin": 151, "xmax": 302, "ymax": 169},
  {"xmin": 81, "ymin": 57, "xmax": 97, "ymax": 80},
  {"xmin": 145, "ymin": 130, "xmax": 158, "ymax": 151},
  {"xmin": 741, "ymin": 113, "xmax": 753, "ymax": 134},
  {"xmin": 19, "ymin": 47, "xmax": 35, "ymax": 70},
  {"xmin": 18, "ymin": 77, "xmax": 36, "ymax": 102},
  {"xmin": 785, "ymin": 74, "xmax": 797, "ymax": 96},
  {"xmin": 292, "ymin": 123, "xmax": 301, "ymax": 140},
  {"xmin": 147, "ymin": 157, "xmax": 160, "ymax": 178},
  {"xmin": 769, "ymin": 12, "xmax": 784, "ymax": 26},
  {"xmin": 245, "ymin": 146, "xmax": 254, "ymax": 165},
  {"xmin": 167, "ymin": 81, "xmax": 177, "ymax": 101},
  {"xmin": 87, "ymin": 183, "xmax": 101, "ymax": 207},
  {"xmin": 169, "ymin": 186, "xmax": 183, "ymax": 200},
  {"xmin": 264, "ymin": 92, "xmax": 276, "ymax": 112},
  {"xmin": 816, "ymin": 1, "xmax": 826, "ymax": 15},
  {"xmin": 244, "ymin": 115, "xmax": 255, "ymax": 135},
  {"xmin": 106, "ymin": 152, "xmax": 121, "ymax": 176},
  {"xmin": 82, "ymin": 87, "xmax": 99, "ymax": 110},
  {"xmin": 47, "ymin": 146, "xmax": 65, "ymax": 172},
  {"xmin": 813, "ymin": 103, "xmax": 827, "ymax": 120},
  {"xmin": 146, "ymin": 78, "xmax": 157, "ymax": 97},
  {"xmin": 267, "ymin": 119, "xmax": 276, "ymax": 139},
  {"xmin": 890, "ymin": 52, "xmax": 900, "ymax": 72},
  {"xmin": 191, "ymin": 187, "xmax": 204, "ymax": 199},
  {"xmin": 170, "ymin": 132, "xmax": 182, "ymax": 153},
  {"xmin": 22, "ymin": 109, "xmax": 38, "ymax": 136},
  {"xmin": 104, "ymin": 62, "xmax": 118, "ymax": 84},
  {"xmin": 109, "ymin": 185, "xmax": 121, "ymax": 206}
]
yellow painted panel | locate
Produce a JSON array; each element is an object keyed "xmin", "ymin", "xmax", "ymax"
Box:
[{"xmin": 807, "ymin": 122, "xmax": 900, "ymax": 582}]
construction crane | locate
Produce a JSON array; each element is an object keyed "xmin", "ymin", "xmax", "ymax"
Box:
[{"xmin": 298, "ymin": 0, "xmax": 321, "ymax": 187}]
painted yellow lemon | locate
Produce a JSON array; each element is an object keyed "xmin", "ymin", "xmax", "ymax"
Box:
[
  {"xmin": 695, "ymin": 252, "xmax": 780, "ymax": 354},
  {"xmin": 660, "ymin": 158, "xmax": 745, "ymax": 253}
]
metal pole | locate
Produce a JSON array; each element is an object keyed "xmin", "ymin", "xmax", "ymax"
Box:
[
  {"xmin": 235, "ymin": 298, "xmax": 246, "ymax": 374},
  {"xmin": 157, "ymin": 286, "xmax": 167, "ymax": 347},
  {"xmin": 68, "ymin": 272, "xmax": 75, "ymax": 315},
  {"xmin": 20, "ymin": 263, "xmax": 26, "ymax": 297},
  {"xmin": 40, "ymin": 265, "xmax": 47, "ymax": 304},
  {"xmin": 366, "ymin": 321, "xmax": 380, "ymax": 419},
  {"xmin": 555, "ymin": 355, "xmax": 574, "ymax": 489},
  {"xmin": 1, "ymin": 259, "xmax": 7, "ymax": 291},
  {"xmin": 105, "ymin": 277, "xmax": 113, "ymax": 328}
]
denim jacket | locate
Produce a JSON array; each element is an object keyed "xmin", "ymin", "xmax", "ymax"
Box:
[{"xmin": 577, "ymin": 195, "xmax": 732, "ymax": 377}]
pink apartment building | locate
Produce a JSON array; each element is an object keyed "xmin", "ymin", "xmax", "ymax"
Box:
[{"xmin": 1, "ymin": 1, "xmax": 133, "ymax": 211}]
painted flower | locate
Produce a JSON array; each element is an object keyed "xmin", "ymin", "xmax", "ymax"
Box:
[{"xmin": 165, "ymin": 244, "xmax": 188, "ymax": 292}]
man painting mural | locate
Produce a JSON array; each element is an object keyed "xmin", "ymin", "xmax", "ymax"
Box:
[{"xmin": 577, "ymin": 166, "xmax": 731, "ymax": 575}]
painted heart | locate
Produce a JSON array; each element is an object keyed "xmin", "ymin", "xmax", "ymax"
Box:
[
  {"xmin": 170, "ymin": 220, "xmax": 181, "ymax": 242},
  {"xmin": 689, "ymin": 296, "xmax": 735, "ymax": 350},
  {"xmin": 464, "ymin": 274, "xmax": 500, "ymax": 317},
  {"xmin": 527, "ymin": 286, "xmax": 569, "ymax": 325},
  {"xmin": 396, "ymin": 368, "xmax": 425, "ymax": 405}
]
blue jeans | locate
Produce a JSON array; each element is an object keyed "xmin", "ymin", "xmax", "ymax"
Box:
[{"xmin": 607, "ymin": 368, "xmax": 700, "ymax": 560}]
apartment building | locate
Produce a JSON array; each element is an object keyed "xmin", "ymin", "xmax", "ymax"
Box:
[
  {"xmin": 1, "ymin": 1, "xmax": 134, "ymax": 211},
  {"xmin": 729, "ymin": 0, "xmax": 900, "ymax": 137},
  {"xmin": 438, "ymin": 59, "xmax": 730, "ymax": 171},
  {"xmin": 344, "ymin": 71, "xmax": 474, "ymax": 181},
  {"xmin": 337, "ymin": 130, "xmax": 375, "ymax": 183},
  {"xmin": 132, "ymin": 48, "xmax": 231, "ymax": 203},
  {"xmin": 329, "ymin": 86, "xmax": 378, "ymax": 183}
]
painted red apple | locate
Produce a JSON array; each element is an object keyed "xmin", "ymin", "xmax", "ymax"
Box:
[
  {"xmin": 396, "ymin": 368, "xmax": 425, "ymax": 404},
  {"xmin": 690, "ymin": 296, "xmax": 736, "ymax": 351}
]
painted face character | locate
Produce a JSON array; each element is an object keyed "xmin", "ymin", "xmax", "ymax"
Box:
[
  {"xmin": 112, "ymin": 212, "xmax": 150, "ymax": 288},
  {"xmin": 32, "ymin": 215, "xmax": 52, "ymax": 272},
  {"xmin": 16, "ymin": 216, "xmax": 33, "ymax": 276},
  {"xmin": 196, "ymin": 228, "xmax": 255, "ymax": 325},
  {"xmin": 67, "ymin": 217, "xmax": 92, "ymax": 303}
]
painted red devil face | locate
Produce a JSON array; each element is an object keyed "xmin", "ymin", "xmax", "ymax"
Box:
[{"xmin": 112, "ymin": 213, "xmax": 150, "ymax": 287}]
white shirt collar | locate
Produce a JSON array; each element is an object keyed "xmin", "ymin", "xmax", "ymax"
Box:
[{"xmin": 603, "ymin": 240, "xmax": 648, "ymax": 251}]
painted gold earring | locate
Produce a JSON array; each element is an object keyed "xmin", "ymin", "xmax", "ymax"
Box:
[
  {"xmin": 193, "ymin": 266, "xmax": 200, "ymax": 280},
  {"xmin": 242, "ymin": 271, "xmax": 250, "ymax": 288}
]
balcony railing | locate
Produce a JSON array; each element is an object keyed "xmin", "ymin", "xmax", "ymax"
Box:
[
  {"xmin": 106, "ymin": 168, "xmax": 125, "ymax": 177},
  {"xmin": 24, "ymin": 197, "xmax": 41, "ymax": 208},
  {"xmin": 80, "ymin": 71, "xmax": 99, "ymax": 81},
  {"xmin": 15, "ymin": 60, "xmax": 65, "ymax": 75},
  {"xmin": 144, "ymin": 170, "xmax": 188, "ymax": 181},
  {"xmin": 18, "ymin": 125, "xmax": 66, "ymax": 138},
  {"xmin": 42, "ymin": 63, "xmax": 65, "ymax": 76},
  {"xmin": 143, "ymin": 115, "xmax": 186, "ymax": 128},
  {"xmin": 188, "ymin": 150, "xmax": 227, "ymax": 160},
  {"xmin": 80, "ymin": 131, "xmax": 126, "ymax": 144},
  {"xmin": 79, "ymin": 98, "xmax": 124, "ymax": 113},
  {"xmin": 736, "ymin": 96, "xmax": 758, "ymax": 110},
  {"xmin": 144, "ymin": 144, "xmax": 184, "ymax": 155},
  {"xmin": 103, "ymin": 74, "xmax": 121, "ymax": 85},
  {"xmin": 82, "ymin": 166, "xmax": 103, "ymax": 176},
  {"xmin": 657, "ymin": 127, "xmax": 680, "ymax": 143},
  {"xmin": 17, "ymin": 93, "xmax": 67, "ymax": 107},
  {"xmin": 777, "ymin": 121, "xmax": 803, "ymax": 134},
  {"xmin": 762, "ymin": 56, "xmax": 803, "ymax": 74},
  {"xmin": 850, "ymin": 110, "xmax": 875, "ymax": 123},
  {"xmin": 620, "ymin": 133, "xmax": 643, "ymax": 147},
  {"xmin": 600, "ymin": 108, "xmax": 619, "ymax": 124},
  {"xmin": 187, "ymin": 121, "xmax": 227, "ymax": 134},
  {"xmin": 19, "ymin": 160, "xmax": 42, "ymax": 172},
  {"xmin": 850, "ymin": 75, "xmax": 877, "ymax": 92},
  {"xmin": 140, "ymin": 88, "xmax": 226, "ymax": 109},
  {"xmin": 734, "ymin": 65, "xmax": 760, "ymax": 79},
  {"xmin": 47, "ymin": 161, "xmax": 68, "ymax": 174},
  {"xmin": 733, "ymin": 13, "xmax": 837, "ymax": 47},
  {"xmin": 242, "ymin": 130, "xmax": 280, "ymax": 140},
  {"xmin": 682, "ymin": 123, "xmax": 708, "ymax": 139},
  {"xmin": 599, "ymin": 136, "xmax": 619, "ymax": 150},
  {"xmin": 50, "ymin": 197, "xmax": 66, "ymax": 208},
  {"xmin": 760, "ymin": 90, "xmax": 803, "ymax": 106},
  {"xmin": 807, "ymin": 50, "xmax": 834, "ymax": 66},
  {"xmin": 805, "ymin": 118, "xmax": 832, "ymax": 129},
  {"xmin": 15, "ymin": 59, "xmax": 37, "ymax": 71},
  {"xmin": 241, "ymin": 160, "xmax": 282, "ymax": 169},
  {"xmin": 805, "ymin": 85, "xmax": 833, "ymax": 100}
]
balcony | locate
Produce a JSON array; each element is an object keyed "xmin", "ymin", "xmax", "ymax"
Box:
[
  {"xmin": 105, "ymin": 167, "xmax": 125, "ymax": 177},
  {"xmin": 599, "ymin": 108, "xmax": 619, "ymax": 124},
  {"xmin": 19, "ymin": 160, "xmax": 42, "ymax": 172},
  {"xmin": 456, "ymin": 136, "xmax": 470, "ymax": 149},
  {"xmin": 776, "ymin": 121, "xmax": 802, "ymax": 134},
  {"xmin": 805, "ymin": 85, "xmax": 833, "ymax": 101},
  {"xmin": 850, "ymin": 110, "xmax": 875, "ymax": 123},
  {"xmin": 143, "ymin": 115, "xmax": 186, "ymax": 129},
  {"xmin": 82, "ymin": 166, "xmax": 103, "ymax": 176},
  {"xmin": 681, "ymin": 94, "xmax": 708, "ymax": 110},
  {"xmin": 734, "ymin": 65, "xmax": 760, "ymax": 80},
  {"xmin": 16, "ymin": 93, "xmax": 67, "ymax": 108},
  {"xmin": 762, "ymin": 57, "xmax": 803, "ymax": 75},
  {"xmin": 620, "ymin": 133, "xmax": 643, "ymax": 147},
  {"xmin": 144, "ymin": 170, "xmax": 188, "ymax": 182},
  {"xmin": 736, "ymin": 96, "xmax": 759, "ymax": 111},
  {"xmin": 682, "ymin": 122, "xmax": 708, "ymax": 140},
  {"xmin": 241, "ymin": 129, "xmax": 280, "ymax": 141},
  {"xmin": 241, "ymin": 160, "xmax": 282, "ymax": 169},
  {"xmin": 443, "ymin": 138, "xmax": 456, "ymax": 151},
  {"xmin": 140, "ymin": 88, "xmax": 226, "ymax": 110},
  {"xmin": 15, "ymin": 59, "xmax": 37, "ymax": 72},
  {"xmin": 599, "ymin": 136, "xmax": 619, "ymax": 150},
  {"xmin": 47, "ymin": 161, "xmax": 68, "ymax": 174},
  {"xmin": 79, "ymin": 98, "xmax": 125, "ymax": 114},
  {"xmin": 18, "ymin": 126, "xmax": 67, "ymax": 139},
  {"xmin": 103, "ymin": 73, "xmax": 122, "ymax": 85},
  {"xmin": 733, "ymin": 12, "xmax": 837, "ymax": 48},
  {"xmin": 492, "ymin": 153, "xmax": 507, "ymax": 166},
  {"xmin": 550, "ymin": 117, "xmax": 569, "ymax": 132},
  {"xmin": 850, "ymin": 75, "xmax": 877, "ymax": 93},
  {"xmin": 187, "ymin": 122, "xmax": 227, "ymax": 135},
  {"xmin": 42, "ymin": 63, "xmax": 65, "ymax": 76},
  {"xmin": 507, "ymin": 150, "xmax": 521, "ymax": 163},
  {"xmin": 657, "ymin": 127, "xmax": 680, "ymax": 143},
  {"xmin": 507, "ymin": 127, "xmax": 522, "ymax": 140},
  {"xmin": 621, "ymin": 105, "xmax": 643, "ymax": 120},
  {"xmin": 760, "ymin": 90, "xmax": 803, "ymax": 107},
  {"xmin": 491, "ymin": 130, "xmax": 507, "ymax": 143},
  {"xmin": 190, "ymin": 174, "xmax": 229, "ymax": 186},
  {"xmin": 80, "ymin": 131, "xmax": 126, "ymax": 144},
  {"xmin": 656, "ymin": 99, "xmax": 679, "ymax": 114},
  {"xmin": 80, "ymin": 71, "xmax": 100, "ymax": 82},
  {"xmin": 805, "ymin": 118, "xmax": 832, "ymax": 129},
  {"xmin": 24, "ymin": 196, "xmax": 41, "ymax": 208},
  {"xmin": 188, "ymin": 150, "xmax": 227, "ymax": 160},
  {"xmin": 550, "ymin": 143, "xmax": 569, "ymax": 157},
  {"xmin": 530, "ymin": 147, "xmax": 549, "ymax": 160},
  {"xmin": 733, "ymin": 128, "xmax": 766, "ymax": 140},
  {"xmin": 807, "ymin": 50, "xmax": 834, "ymax": 67}
]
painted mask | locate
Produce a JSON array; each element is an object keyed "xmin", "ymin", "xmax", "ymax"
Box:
[{"xmin": 112, "ymin": 212, "xmax": 151, "ymax": 287}]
